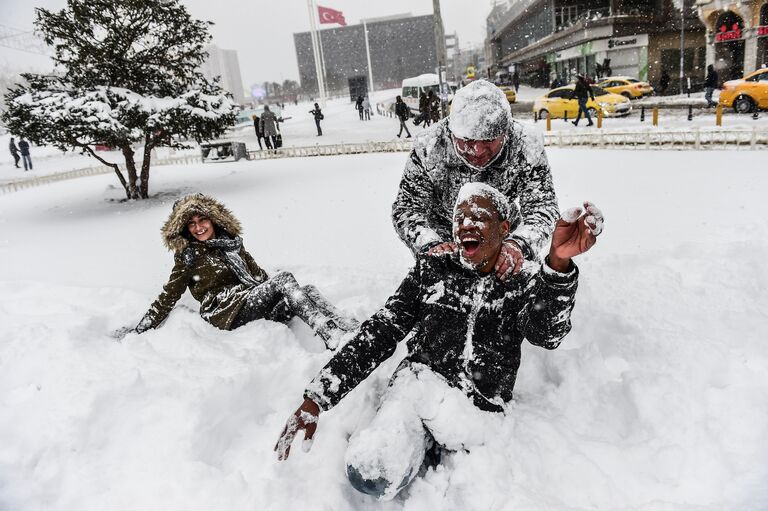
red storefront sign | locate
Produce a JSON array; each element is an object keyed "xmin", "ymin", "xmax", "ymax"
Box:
[
  {"xmin": 715, "ymin": 23, "xmax": 742, "ymax": 42},
  {"xmin": 758, "ymin": 26, "xmax": 768, "ymax": 37}
]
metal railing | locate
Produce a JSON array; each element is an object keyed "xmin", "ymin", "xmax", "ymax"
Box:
[{"xmin": 1, "ymin": 128, "xmax": 765, "ymax": 195}]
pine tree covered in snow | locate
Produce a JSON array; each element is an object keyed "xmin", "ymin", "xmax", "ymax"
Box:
[{"xmin": 1, "ymin": 0, "xmax": 237, "ymax": 200}]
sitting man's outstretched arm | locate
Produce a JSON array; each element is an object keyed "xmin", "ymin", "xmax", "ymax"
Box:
[
  {"xmin": 275, "ymin": 260, "xmax": 424, "ymax": 460},
  {"xmin": 519, "ymin": 201, "xmax": 603, "ymax": 349}
]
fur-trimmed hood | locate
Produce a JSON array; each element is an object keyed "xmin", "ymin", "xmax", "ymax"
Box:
[{"xmin": 161, "ymin": 194, "xmax": 242, "ymax": 253}]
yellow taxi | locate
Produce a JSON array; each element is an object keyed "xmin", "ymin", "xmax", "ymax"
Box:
[
  {"xmin": 596, "ymin": 76, "xmax": 654, "ymax": 99},
  {"xmin": 497, "ymin": 85, "xmax": 517, "ymax": 103},
  {"xmin": 532, "ymin": 85, "xmax": 632, "ymax": 119},
  {"xmin": 718, "ymin": 68, "xmax": 768, "ymax": 113}
]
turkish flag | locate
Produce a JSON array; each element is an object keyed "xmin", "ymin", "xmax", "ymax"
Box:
[{"xmin": 318, "ymin": 5, "xmax": 347, "ymax": 26}]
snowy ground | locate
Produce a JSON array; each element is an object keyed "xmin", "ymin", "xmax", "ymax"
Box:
[
  {"xmin": 3, "ymin": 86, "xmax": 765, "ymax": 186},
  {"xmin": 1, "ymin": 149, "xmax": 766, "ymax": 510}
]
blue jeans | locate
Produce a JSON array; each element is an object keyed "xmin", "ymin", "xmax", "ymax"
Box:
[
  {"xmin": 574, "ymin": 98, "xmax": 592, "ymax": 125},
  {"xmin": 705, "ymin": 87, "xmax": 716, "ymax": 106},
  {"xmin": 22, "ymin": 155, "xmax": 32, "ymax": 170}
]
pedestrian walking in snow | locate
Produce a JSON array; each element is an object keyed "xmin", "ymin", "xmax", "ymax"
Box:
[
  {"xmin": 392, "ymin": 79, "xmax": 560, "ymax": 281},
  {"xmin": 309, "ymin": 103, "xmax": 324, "ymax": 136},
  {"xmin": 658, "ymin": 69, "xmax": 671, "ymax": 96},
  {"xmin": 394, "ymin": 96, "xmax": 412, "ymax": 139},
  {"xmin": 124, "ymin": 194, "xmax": 358, "ymax": 347},
  {"xmin": 18, "ymin": 138, "xmax": 32, "ymax": 171},
  {"xmin": 570, "ymin": 75, "xmax": 595, "ymax": 127},
  {"xmin": 9, "ymin": 137, "xmax": 20, "ymax": 168},
  {"xmin": 362, "ymin": 96, "xmax": 372, "ymax": 120},
  {"xmin": 512, "ymin": 70, "xmax": 520, "ymax": 92},
  {"xmin": 260, "ymin": 106, "xmax": 280, "ymax": 149},
  {"xmin": 355, "ymin": 95, "xmax": 364, "ymax": 121},
  {"xmin": 428, "ymin": 90, "xmax": 441, "ymax": 123},
  {"xmin": 252, "ymin": 114, "xmax": 264, "ymax": 150},
  {"xmin": 704, "ymin": 65, "xmax": 719, "ymax": 108},
  {"xmin": 276, "ymin": 183, "xmax": 604, "ymax": 500}
]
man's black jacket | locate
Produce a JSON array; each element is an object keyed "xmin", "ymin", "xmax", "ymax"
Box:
[{"xmin": 306, "ymin": 254, "xmax": 578, "ymax": 412}]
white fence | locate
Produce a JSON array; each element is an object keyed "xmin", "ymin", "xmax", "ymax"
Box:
[{"xmin": 2, "ymin": 127, "xmax": 765, "ymax": 196}]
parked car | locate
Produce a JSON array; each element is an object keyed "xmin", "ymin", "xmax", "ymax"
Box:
[
  {"xmin": 596, "ymin": 77, "xmax": 654, "ymax": 99},
  {"xmin": 532, "ymin": 85, "xmax": 632, "ymax": 119},
  {"xmin": 718, "ymin": 68, "xmax": 768, "ymax": 113},
  {"xmin": 497, "ymin": 85, "xmax": 517, "ymax": 104}
]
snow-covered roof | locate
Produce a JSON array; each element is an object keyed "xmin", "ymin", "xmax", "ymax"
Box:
[{"xmin": 401, "ymin": 74, "xmax": 439, "ymax": 87}]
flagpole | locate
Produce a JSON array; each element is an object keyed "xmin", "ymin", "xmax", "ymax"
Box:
[
  {"xmin": 316, "ymin": 4, "xmax": 329, "ymax": 98},
  {"xmin": 306, "ymin": 0, "xmax": 327, "ymax": 107},
  {"xmin": 363, "ymin": 19, "xmax": 375, "ymax": 94}
]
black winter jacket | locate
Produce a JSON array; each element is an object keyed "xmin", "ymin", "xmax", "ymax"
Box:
[
  {"xmin": 392, "ymin": 119, "xmax": 559, "ymax": 259},
  {"xmin": 395, "ymin": 101, "xmax": 409, "ymax": 121},
  {"xmin": 306, "ymin": 254, "xmax": 578, "ymax": 412},
  {"xmin": 571, "ymin": 81, "xmax": 594, "ymax": 101},
  {"xmin": 704, "ymin": 69, "xmax": 719, "ymax": 88},
  {"xmin": 18, "ymin": 140, "xmax": 30, "ymax": 156}
]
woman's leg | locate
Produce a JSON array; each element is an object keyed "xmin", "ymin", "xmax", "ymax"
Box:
[{"xmin": 302, "ymin": 284, "xmax": 359, "ymax": 331}]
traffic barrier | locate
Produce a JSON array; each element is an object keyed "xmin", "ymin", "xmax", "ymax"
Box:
[{"xmin": 2, "ymin": 129, "xmax": 766, "ymax": 195}]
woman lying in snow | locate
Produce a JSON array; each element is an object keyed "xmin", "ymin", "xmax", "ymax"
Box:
[
  {"xmin": 128, "ymin": 194, "xmax": 357, "ymax": 348},
  {"xmin": 276, "ymin": 183, "xmax": 604, "ymax": 500}
]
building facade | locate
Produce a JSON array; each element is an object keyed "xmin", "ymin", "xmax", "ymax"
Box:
[
  {"xmin": 696, "ymin": 0, "xmax": 768, "ymax": 80},
  {"xmin": 201, "ymin": 45, "xmax": 246, "ymax": 105},
  {"xmin": 294, "ymin": 14, "xmax": 438, "ymax": 95},
  {"xmin": 486, "ymin": 0, "xmax": 707, "ymax": 91}
]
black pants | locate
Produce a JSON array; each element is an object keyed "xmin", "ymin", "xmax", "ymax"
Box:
[
  {"xmin": 264, "ymin": 135, "xmax": 277, "ymax": 149},
  {"xmin": 315, "ymin": 119, "xmax": 322, "ymax": 136},
  {"xmin": 230, "ymin": 272, "xmax": 358, "ymax": 344},
  {"xmin": 397, "ymin": 118, "xmax": 411, "ymax": 137},
  {"xmin": 11, "ymin": 153, "xmax": 20, "ymax": 167},
  {"xmin": 358, "ymin": 109, "xmax": 364, "ymax": 120},
  {"xmin": 255, "ymin": 133, "xmax": 264, "ymax": 150}
]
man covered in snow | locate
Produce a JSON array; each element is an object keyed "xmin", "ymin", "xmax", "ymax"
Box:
[
  {"xmin": 276, "ymin": 183, "xmax": 604, "ymax": 500},
  {"xmin": 392, "ymin": 79, "xmax": 559, "ymax": 281}
]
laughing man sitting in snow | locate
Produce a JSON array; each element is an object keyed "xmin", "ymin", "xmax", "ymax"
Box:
[
  {"xmin": 392, "ymin": 79, "xmax": 559, "ymax": 281},
  {"xmin": 276, "ymin": 183, "xmax": 604, "ymax": 500}
]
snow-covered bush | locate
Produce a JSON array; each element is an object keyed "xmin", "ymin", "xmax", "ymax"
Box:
[{"xmin": 1, "ymin": 0, "xmax": 237, "ymax": 200}]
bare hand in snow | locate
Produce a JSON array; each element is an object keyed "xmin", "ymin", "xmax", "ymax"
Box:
[
  {"xmin": 494, "ymin": 240, "xmax": 524, "ymax": 281},
  {"xmin": 548, "ymin": 201, "xmax": 604, "ymax": 272},
  {"xmin": 428, "ymin": 242, "xmax": 458, "ymax": 257},
  {"xmin": 275, "ymin": 397, "xmax": 320, "ymax": 461},
  {"xmin": 110, "ymin": 326, "xmax": 135, "ymax": 341}
]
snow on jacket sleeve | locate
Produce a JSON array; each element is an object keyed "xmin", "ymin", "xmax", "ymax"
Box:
[
  {"xmin": 392, "ymin": 151, "xmax": 443, "ymax": 255},
  {"xmin": 136, "ymin": 255, "xmax": 190, "ymax": 332},
  {"xmin": 508, "ymin": 130, "xmax": 559, "ymax": 259},
  {"xmin": 516, "ymin": 258, "xmax": 578, "ymax": 349},
  {"xmin": 239, "ymin": 247, "xmax": 268, "ymax": 282},
  {"xmin": 305, "ymin": 260, "xmax": 423, "ymax": 410}
]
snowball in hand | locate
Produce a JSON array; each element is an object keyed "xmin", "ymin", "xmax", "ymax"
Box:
[{"xmin": 449, "ymin": 80, "xmax": 512, "ymax": 141}]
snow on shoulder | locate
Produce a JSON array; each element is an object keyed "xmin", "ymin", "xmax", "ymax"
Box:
[{"xmin": 449, "ymin": 80, "xmax": 512, "ymax": 141}]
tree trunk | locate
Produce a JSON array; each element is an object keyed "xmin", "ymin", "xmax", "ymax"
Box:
[
  {"xmin": 139, "ymin": 134, "xmax": 153, "ymax": 199},
  {"xmin": 81, "ymin": 144, "xmax": 131, "ymax": 200},
  {"xmin": 121, "ymin": 145, "xmax": 140, "ymax": 199}
]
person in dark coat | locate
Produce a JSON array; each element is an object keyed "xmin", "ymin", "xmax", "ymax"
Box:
[
  {"xmin": 394, "ymin": 95, "xmax": 412, "ymax": 139},
  {"xmin": 512, "ymin": 70, "xmax": 520, "ymax": 92},
  {"xmin": 275, "ymin": 183, "xmax": 604, "ymax": 500},
  {"xmin": 127, "ymin": 194, "xmax": 357, "ymax": 347},
  {"xmin": 658, "ymin": 69, "xmax": 671, "ymax": 96},
  {"xmin": 570, "ymin": 74, "xmax": 595, "ymax": 127},
  {"xmin": 260, "ymin": 106, "xmax": 280, "ymax": 149},
  {"xmin": 252, "ymin": 114, "xmax": 264, "ymax": 150},
  {"xmin": 9, "ymin": 137, "xmax": 20, "ymax": 168},
  {"xmin": 392, "ymin": 79, "xmax": 559, "ymax": 282},
  {"xmin": 704, "ymin": 64, "xmax": 719, "ymax": 107},
  {"xmin": 428, "ymin": 90, "xmax": 441, "ymax": 123},
  {"xmin": 414, "ymin": 91, "xmax": 430, "ymax": 127},
  {"xmin": 18, "ymin": 138, "xmax": 32, "ymax": 171},
  {"xmin": 355, "ymin": 95, "xmax": 364, "ymax": 121},
  {"xmin": 309, "ymin": 103, "xmax": 323, "ymax": 136}
]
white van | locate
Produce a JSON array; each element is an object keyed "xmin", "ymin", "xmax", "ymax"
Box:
[{"xmin": 401, "ymin": 74, "xmax": 456, "ymax": 115}]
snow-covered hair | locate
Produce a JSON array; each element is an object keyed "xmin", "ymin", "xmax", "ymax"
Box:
[
  {"xmin": 454, "ymin": 182, "xmax": 511, "ymax": 221},
  {"xmin": 449, "ymin": 80, "xmax": 512, "ymax": 140}
]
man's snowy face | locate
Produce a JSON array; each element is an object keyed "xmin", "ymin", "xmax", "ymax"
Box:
[
  {"xmin": 187, "ymin": 214, "xmax": 215, "ymax": 242},
  {"xmin": 453, "ymin": 135, "xmax": 505, "ymax": 168},
  {"xmin": 453, "ymin": 196, "xmax": 509, "ymax": 273}
]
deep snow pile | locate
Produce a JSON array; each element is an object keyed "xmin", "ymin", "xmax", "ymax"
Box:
[{"xmin": 1, "ymin": 150, "xmax": 767, "ymax": 510}]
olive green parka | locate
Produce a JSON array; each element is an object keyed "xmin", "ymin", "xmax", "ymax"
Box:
[{"xmin": 137, "ymin": 194, "xmax": 268, "ymax": 332}]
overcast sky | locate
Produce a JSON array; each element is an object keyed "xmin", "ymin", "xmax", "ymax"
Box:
[{"xmin": 1, "ymin": 0, "xmax": 492, "ymax": 88}]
